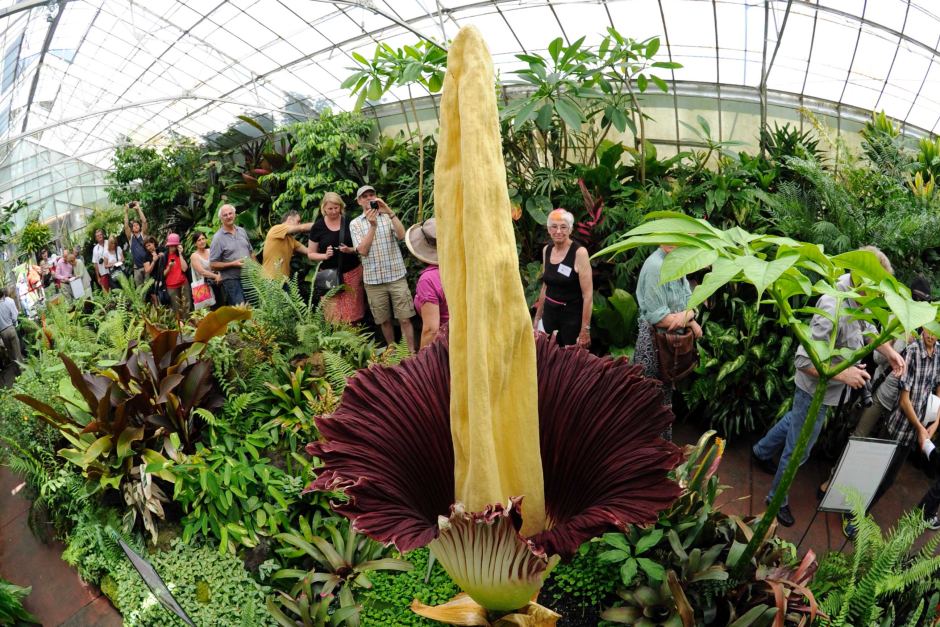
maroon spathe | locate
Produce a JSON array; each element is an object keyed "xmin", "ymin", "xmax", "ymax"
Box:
[{"xmin": 308, "ymin": 333, "xmax": 682, "ymax": 559}]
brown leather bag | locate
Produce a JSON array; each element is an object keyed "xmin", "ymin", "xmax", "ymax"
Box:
[{"xmin": 653, "ymin": 327, "xmax": 698, "ymax": 383}]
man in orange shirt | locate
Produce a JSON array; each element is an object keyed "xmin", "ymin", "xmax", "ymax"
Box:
[{"xmin": 261, "ymin": 210, "xmax": 315, "ymax": 279}]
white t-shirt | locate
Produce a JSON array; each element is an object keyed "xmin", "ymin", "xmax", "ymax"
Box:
[
  {"xmin": 103, "ymin": 247, "xmax": 124, "ymax": 272},
  {"xmin": 92, "ymin": 243, "xmax": 109, "ymax": 276}
]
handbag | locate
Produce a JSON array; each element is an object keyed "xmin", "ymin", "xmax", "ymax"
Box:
[
  {"xmin": 190, "ymin": 268, "xmax": 216, "ymax": 310},
  {"xmin": 314, "ymin": 216, "xmax": 344, "ymax": 293},
  {"xmin": 652, "ymin": 325, "xmax": 698, "ymax": 383}
]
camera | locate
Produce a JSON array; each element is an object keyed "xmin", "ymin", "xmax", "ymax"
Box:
[
  {"xmin": 859, "ymin": 379, "xmax": 873, "ymax": 407},
  {"xmin": 369, "ymin": 200, "xmax": 379, "ymax": 210}
]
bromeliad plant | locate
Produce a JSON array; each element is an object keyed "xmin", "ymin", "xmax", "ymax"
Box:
[
  {"xmin": 15, "ymin": 307, "xmax": 252, "ymax": 542},
  {"xmin": 597, "ymin": 211, "xmax": 940, "ymax": 572},
  {"xmin": 309, "ymin": 26, "xmax": 682, "ymax": 624},
  {"xmin": 270, "ymin": 515, "xmax": 413, "ymax": 627}
]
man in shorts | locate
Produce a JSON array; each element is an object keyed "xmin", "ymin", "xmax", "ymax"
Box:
[{"xmin": 349, "ymin": 185, "xmax": 416, "ymax": 352}]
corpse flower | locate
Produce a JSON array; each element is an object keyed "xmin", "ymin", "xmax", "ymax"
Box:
[
  {"xmin": 307, "ymin": 25, "xmax": 681, "ymax": 623},
  {"xmin": 308, "ymin": 334, "xmax": 681, "ymax": 615}
]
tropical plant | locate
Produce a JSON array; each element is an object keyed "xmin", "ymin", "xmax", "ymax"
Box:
[
  {"xmin": 684, "ymin": 294, "xmax": 794, "ymax": 436},
  {"xmin": 599, "ymin": 210, "xmax": 939, "ymax": 572},
  {"xmin": 171, "ymin": 427, "xmax": 308, "ymax": 553},
  {"xmin": 0, "ymin": 578, "xmax": 39, "ymax": 625},
  {"xmin": 259, "ymin": 363, "xmax": 336, "ymax": 448},
  {"xmin": 343, "ymin": 39, "xmax": 447, "ymax": 112},
  {"xmin": 812, "ymin": 493, "xmax": 940, "ymax": 626},
  {"xmin": 310, "ymin": 29, "xmax": 682, "ymax": 620},
  {"xmin": 17, "ymin": 214, "xmax": 52, "ymax": 258},
  {"xmin": 271, "ymin": 516, "xmax": 413, "ymax": 627},
  {"xmin": 599, "ymin": 528, "xmax": 667, "ymax": 588},
  {"xmin": 591, "ymin": 288, "xmax": 638, "ymax": 355},
  {"xmin": 14, "ymin": 307, "xmax": 252, "ymax": 542},
  {"xmin": 308, "ymin": 332, "xmax": 681, "ymax": 614},
  {"xmin": 105, "ymin": 140, "xmax": 204, "ymax": 231}
]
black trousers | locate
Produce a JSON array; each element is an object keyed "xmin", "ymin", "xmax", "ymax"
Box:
[{"xmin": 542, "ymin": 298, "xmax": 582, "ymax": 346}]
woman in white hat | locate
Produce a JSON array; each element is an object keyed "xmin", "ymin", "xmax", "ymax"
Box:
[{"xmin": 405, "ymin": 218, "xmax": 448, "ymax": 350}]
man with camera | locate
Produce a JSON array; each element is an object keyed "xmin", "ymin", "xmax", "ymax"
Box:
[
  {"xmin": 123, "ymin": 200, "xmax": 149, "ymax": 286},
  {"xmin": 752, "ymin": 247, "xmax": 906, "ymax": 527},
  {"xmin": 349, "ymin": 185, "xmax": 416, "ymax": 352},
  {"xmin": 261, "ymin": 209, "xmax": 315, "ymax": 280}
]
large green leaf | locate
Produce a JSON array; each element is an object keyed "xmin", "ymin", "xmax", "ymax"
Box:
[
  {"xmin": 660, "ymin": 247, "xmax": 719, "ymax": 284},
  {"xmin": 831, "ymin": 249, "xmax": 893, "ymax": 283},
  {"xmin": 881, "ymin": 281, "xmax": 937, "ymax": 334},
  {"xmin": 626, "ymin": 214, "xmax": 717, "ymax": 237},
  {"xmin": 687, "ymin": 258, "xmax": 741, "ymax": 309},
  {"xmin": 79, "ymin": 435, "xmax": 113, "ymax": 466},
  {"xmin": 735, "ymin": 252, "xmax": 799, "ymax": 298},
  {"xmin": 595, "ymin": 233, "xmax": 713, "ymax": 260}
]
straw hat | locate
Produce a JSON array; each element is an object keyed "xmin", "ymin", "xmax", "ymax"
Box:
[{"xmin": 405, "ymin": 218, "xmax": 438, "ymax": 265}]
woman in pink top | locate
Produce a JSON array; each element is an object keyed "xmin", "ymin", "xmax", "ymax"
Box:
[{"xmin": 405, "ymin": 218, "xmax": 448, "ymax": 350}]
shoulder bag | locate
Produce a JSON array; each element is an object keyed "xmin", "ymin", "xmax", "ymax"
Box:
[
  {"xmin": 314, "ymin": 216, "xmax": 344, "ymax": 293},
  {"xmin": 653, "ymin": 325, "xmax": 698, "ymax": 383},
  {"xmin": 190, "ymin": 265, "xmax": 216, "ymax": 311}
]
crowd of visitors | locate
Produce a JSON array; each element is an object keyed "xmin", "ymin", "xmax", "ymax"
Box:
[{"xmin": 6, "ymin": 188, "xmax": 940, "ymax": 536}]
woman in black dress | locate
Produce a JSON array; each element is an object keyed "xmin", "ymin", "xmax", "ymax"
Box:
[
  {"xmin": 308, "ymin": 192, "xmax": 365, "ymax": 323},
  {"xmin": 532, "ymin": 209, "xmax": 593, "ymax": 347}
]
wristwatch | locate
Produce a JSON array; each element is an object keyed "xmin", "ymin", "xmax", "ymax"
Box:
[{"xmin": 582, "ymin": 325, "xmax": 591, "ymax": 330}]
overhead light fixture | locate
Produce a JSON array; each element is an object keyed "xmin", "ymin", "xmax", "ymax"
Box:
[{"xmin": 45, "ymin": 0, "xmax": 58, "ymax": 22}]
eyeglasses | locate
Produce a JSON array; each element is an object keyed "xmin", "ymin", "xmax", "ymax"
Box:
[{"xmin": 547, "ymin": 224, "xmax": 570, "ymax": 231}]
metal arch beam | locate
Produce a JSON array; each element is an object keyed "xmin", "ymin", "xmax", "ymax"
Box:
[
  {"xmin": 873, "ymin": 0, "xmax": 910, "ymax": 114},
  {"xmin": 903, "ymin": 33, "xmax": 940, "ymax": 131},
  {"xmin": 656, "ymin": 0, "xmax": 681, "ymax": 150},
  {"xmin": 0, "ymin": 94, "xmax": 316, "ymax": 149},
  {"xmin": 836, "ymin": 0, "xmax": 866, "ymax": 105},
  {"xmin": 712, "ymin": 0, "xmax": 722, "ymax": 141},
  {"xmin": 19, "ymin": 0, "xmax": 65, "ymax": 133}
]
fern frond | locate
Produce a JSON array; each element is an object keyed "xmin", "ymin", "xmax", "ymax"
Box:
[{"xmin": 322, "ymin": 351, "xmax": 356, "ymax": 393}]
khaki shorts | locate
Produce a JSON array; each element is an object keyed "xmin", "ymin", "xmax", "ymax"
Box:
[{"xmin": 364, "ymin": 277, "xmax": 415, "ymax": 324}]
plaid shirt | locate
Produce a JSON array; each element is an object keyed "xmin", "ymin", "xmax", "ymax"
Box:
[
  {"xmin": 886, "ymin": 339, "xmax": 940, "ymax": 447},
  {"xmin": 349, "ymin": 213, "xmax": 406, "ymax": 285}
]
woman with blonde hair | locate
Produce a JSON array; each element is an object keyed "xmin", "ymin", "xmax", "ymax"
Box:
[{"xmin": 308, "ymin": 192, "xmax": 365, "ymax": 323}]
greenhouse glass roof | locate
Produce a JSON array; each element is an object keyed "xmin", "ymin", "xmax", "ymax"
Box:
[{"xmin": 1, "ymin": 0, "xmax": 939, "ymax": 172}]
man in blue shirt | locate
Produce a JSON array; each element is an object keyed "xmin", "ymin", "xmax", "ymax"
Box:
[{"xmin": 123, "ymin": 201, "xmax": 150, "ymax": 286}]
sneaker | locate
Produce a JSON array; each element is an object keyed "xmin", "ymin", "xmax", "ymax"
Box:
[
  {"xmin": 842, "ymin": 515, "xmax": 857, "ymax": 539},
  {"xmin": 776, "ymin": 504, "xmax": 795, "ymax": 527},
  {"xmin": 751, "ymin": 448, "xmax": 777, "ymax": 475},
  {"xmin": 926, "ymin": 515, "xmax": 940, "ymax": 531}
]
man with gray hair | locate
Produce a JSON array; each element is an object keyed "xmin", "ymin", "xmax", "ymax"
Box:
[
  {"xmin": 209, "ymin": 204, "xmax": 255, "ymax": 305},
  {"xmin": 261, "ymin": 209, "xmax": 315, "ymax": 280}
]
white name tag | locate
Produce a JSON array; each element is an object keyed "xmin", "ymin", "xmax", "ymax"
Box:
[{"xmin": 557, "ymin": 264, "xmax": 572, "ymax": 277}]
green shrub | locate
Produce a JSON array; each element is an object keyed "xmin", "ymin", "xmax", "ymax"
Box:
[
  {"xmin": 359, "ymin": 548, "xmax": 459, "ymax": 626},
  {"xmin": 106, "ymin": 539, "xmax": 275, "ymax": 627}
]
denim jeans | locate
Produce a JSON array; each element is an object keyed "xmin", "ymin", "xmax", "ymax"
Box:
[
  {"xmin": 753, "ymin": 386, "xmax": 828, "ymax": 506},
  {"xmin": 221, "ymin": 277, "xmax": 245, "ymax": 306}
]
